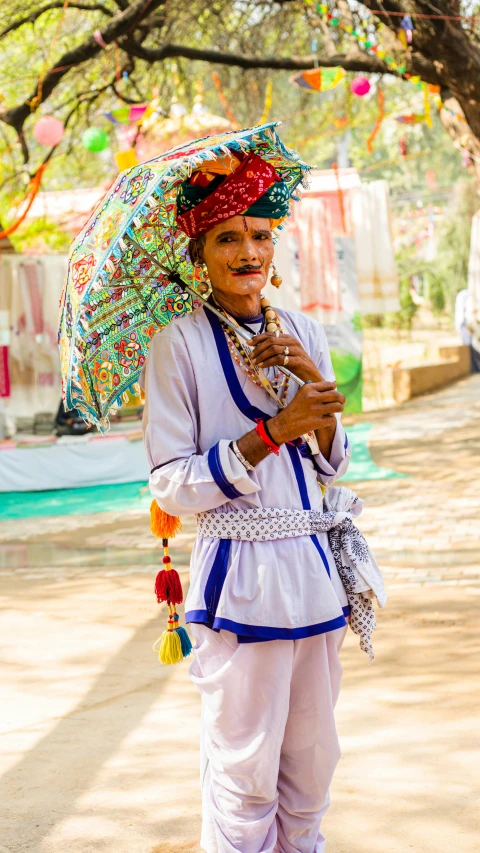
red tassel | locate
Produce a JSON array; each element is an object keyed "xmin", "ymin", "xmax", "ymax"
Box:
[{"xmin": 154, "ymin": 567, "xmax": 184, "ymax": 604}]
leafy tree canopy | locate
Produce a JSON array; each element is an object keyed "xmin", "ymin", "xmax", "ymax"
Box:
[{"xmin": 0, "ymin": 0, "xmax": 476, "ymax": 234}]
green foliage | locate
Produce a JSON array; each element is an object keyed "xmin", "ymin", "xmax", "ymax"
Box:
[
  {"xmin": 429, "ymin": 274, "xmax": 446, "ymax": 315},
  {"xmin": 385, "ymin": 274, "xmax": 418, "ymax": 331},
  {"xmin": 9, "ymin": 216, "xmax": 71, "ymax": 253},
  {"xmin": 430, "ymin": 180, "xmax": 479, "ymax": 313},
  {"xmin": 388, "ymin": 180, "xmax": 478, "ymax": 322}
]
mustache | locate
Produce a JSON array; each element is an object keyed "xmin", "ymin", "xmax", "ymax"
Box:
[{"xmin": 227, "ymin": 262, "xmax": 263, "ymax": 273}]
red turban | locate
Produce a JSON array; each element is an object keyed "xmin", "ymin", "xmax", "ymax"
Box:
[{"xmin": 176, "ymin": 152, "xmax": 283, "ymax": 238}]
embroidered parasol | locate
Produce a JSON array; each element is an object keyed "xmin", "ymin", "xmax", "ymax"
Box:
[{"xmin": 59, "ymin": 122, "xmax": 311, "ymax": 429}]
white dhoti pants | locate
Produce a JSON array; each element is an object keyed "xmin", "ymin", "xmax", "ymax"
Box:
[{"xmin": 189, "ymin": 624, "xmax": 347, "ymax": 853}]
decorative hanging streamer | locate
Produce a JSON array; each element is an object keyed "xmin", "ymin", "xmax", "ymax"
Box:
[
  {"xmin": 259, "ymin": 81, "xmax": 273, "ymax": 125},
  {"xmin": 422, "ymin": 82, "xmax": 432, "ymax": 128},
  {"xmin": 309, "ymin": 1, "xmax": 476, "ymax": 23},
  {"xmin": 0, "ymin": 162, "xmax": 48, "ymax": 239},
  {"xmin": 395, "ymin": 113, "xmax": 425, "ymax": 125},
  {"xmin": 308, "ymin": 2, "xmax": 477, "ymax": 77},
  {"xmin": 332, "ymin": 161, "xmax": 346, "ymax": 234},
  {"xmin": 104, "ymin": 104, "xmax": 152, "ymax": 125},
  {"xmin": 0, "ymin": 346, "xmax": 10, "ymax": 398},
  {"xmin": 366, "ymin": 88, "xmax": 385, "ymax": 153},
  {"xmin": 397, "ymin": 28, "xmax": 407, "ymax": 49},
  {"xmin": 290, "ymin": 67, "xmax": 345, "ymax": 92},
  {"xmin": 211, "ymin": 72, "xmax": 240, "ymax": 128},
  {"xmin": 93, "ymin": 29, "xmax": 108, "ymax": 49},
  {"xmin": 399, "ymin": 15, "xmax": 414, "ymax": 42},
  {"xmin": 114, "ymin": 148, "xmax": 138, "ymax": 171}
]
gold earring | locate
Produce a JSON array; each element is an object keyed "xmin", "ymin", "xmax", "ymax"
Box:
[
  {"xmin": 197, "ymin": 264, "xmax": 210, "ymax": 296},
  {"xmin": 270, "ymin": 263, "xmax": 282, "ymax": 288}
]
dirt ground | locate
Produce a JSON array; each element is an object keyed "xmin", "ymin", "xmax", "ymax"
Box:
[{"xmin": 1, "ymin": 375, "xmax": 479, "ymax": 853}]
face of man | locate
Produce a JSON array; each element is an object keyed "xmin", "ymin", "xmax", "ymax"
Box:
[{"xmin": 201, "ymin": 215, "xmax": 274, "ymax": 301}]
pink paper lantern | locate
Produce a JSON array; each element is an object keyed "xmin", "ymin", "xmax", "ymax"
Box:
[
  {"xmin": 350, "ymin": 77, "xmax": 371, "ymax": 97},
  {"xmin": 34, "ymin": 115, "xmax": 65, "ymax": 147}
]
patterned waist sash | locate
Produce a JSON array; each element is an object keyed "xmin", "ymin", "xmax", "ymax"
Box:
[{"xmin": 196, "ymin": 493, "xmax": 386, "ymax": 662}]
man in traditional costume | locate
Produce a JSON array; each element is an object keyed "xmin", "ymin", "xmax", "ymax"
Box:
[{"xmin": 142, "ymin": 149, "xmax": 384, "ymax": 853}]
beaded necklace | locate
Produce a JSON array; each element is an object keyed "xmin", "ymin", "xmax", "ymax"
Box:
[{"xmin": 217, "ymin": 294, "xmax": 290, "ymax": 409}]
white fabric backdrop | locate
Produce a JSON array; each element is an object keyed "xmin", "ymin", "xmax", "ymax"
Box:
[
  {"xmin": 350, "ymin": 181, "xmax": 400, "ymax": 314},
  {"xmin": 0, "ymin": 435, "xmax": 149, "ymax": 492}
]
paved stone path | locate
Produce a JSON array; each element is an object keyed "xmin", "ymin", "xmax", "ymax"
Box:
[{"xmin": 1, "ymin": 375, "xmax": 479, "ymax": 852}]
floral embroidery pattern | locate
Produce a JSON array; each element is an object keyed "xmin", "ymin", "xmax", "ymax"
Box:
[
  {"xmin": 114, "ymin": 332, "xmax": 146, "ymax": 374},
  {"xmin": 120, "ymin": 167, "xmax": 155, "ymax": 206},
  {"xmin": 71, "ymin": 253, "xmax": 95, "ymax": 295}
]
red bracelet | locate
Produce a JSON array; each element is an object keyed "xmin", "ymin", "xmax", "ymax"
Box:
[{"xmin": 255, "ymin": 420, "xmax": 281, "ymax": 455}]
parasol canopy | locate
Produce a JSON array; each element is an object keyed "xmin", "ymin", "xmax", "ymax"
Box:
[{"xmin": 58, "ymin": 122, "xmax": 311, "ymax": 429}]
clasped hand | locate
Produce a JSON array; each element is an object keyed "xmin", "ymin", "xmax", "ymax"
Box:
[
  {"xmin": 246, "ymin": 332, "xmax": 346, "ymax": 443},
  {"xmin": 247, "ymin": 331, "xmax": 322, "ymax": 384}
]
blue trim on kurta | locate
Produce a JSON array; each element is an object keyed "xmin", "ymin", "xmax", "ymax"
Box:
[
  {"xmin": 299, "ymin": 442, "xmax": 332, "ymax": 478},
  {"xmin": 203, "ymin": 538, "xmax": 232, "ymax": 620},
  {"xmin": 205, "ymin": 308, "xmax": 271, "ymax": 423},
  {"xmin": 286, "ymin": 443, "xmax": 311, "ymax": 508},
  {"xmin": 186, "ymin": 608, "xmax": 347, "ymax": 641},
  {"xmin": 207, "ymin": 442, "xmax": 243, "ymax": 500},
  {"xmin": 286, "ymin": 442, "xmax": 331, "ymax": 577}
]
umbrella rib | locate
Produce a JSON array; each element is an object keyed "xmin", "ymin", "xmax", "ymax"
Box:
[{"xmin": 154, "ymin": 218, "xmax": 177, "ymax": 269}]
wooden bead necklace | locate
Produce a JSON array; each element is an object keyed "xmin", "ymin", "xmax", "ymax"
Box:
[{"xmin": 219, "ymin": 294, "xmax": 290, "ymax": 408}]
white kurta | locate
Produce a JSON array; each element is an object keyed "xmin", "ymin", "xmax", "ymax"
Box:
[{"xmin": 142, "ymin": 304, "xmax": 351, "ymax": 641}]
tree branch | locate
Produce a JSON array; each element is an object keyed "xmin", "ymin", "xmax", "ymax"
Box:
[
  {"xmin": 0, "ymin": 0, "xmax": 167, "ymax": 132},
  {"xmin": 124, "ymin": 40, "xmax": 400, "ymax": 74},
  {"xmin": 0, "ymin": 1, "xmax": 113, "ymax": 39}
]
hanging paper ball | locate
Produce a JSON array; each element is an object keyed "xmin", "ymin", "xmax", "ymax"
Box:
[
  {"xmin": 34, "ymin": 115, "xmax": 64, "ymax": 147},
  {"xmin": 351, "ymin": 77, "xmax": 371, "ymax": 97},
  {"xmin": 82, "ymin": 127, "xmax": 109, "ymax": 152}
]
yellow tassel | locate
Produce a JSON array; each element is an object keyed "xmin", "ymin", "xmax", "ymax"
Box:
[
  {"xmin": 153, "ymin": 628, "xmax": 183, "ymax": 665},
  {"xmin": 150, "ymin": 499, "xmax": 182, "ymax": 539}
]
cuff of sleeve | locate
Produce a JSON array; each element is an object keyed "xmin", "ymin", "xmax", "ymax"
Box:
[
  {"xmin": 314, "ymin": 419, "xmax": 350, "ymax": 481},
  {"xmin": 208, "ymin": 439, "xmax": 261, "ymax": 500}
]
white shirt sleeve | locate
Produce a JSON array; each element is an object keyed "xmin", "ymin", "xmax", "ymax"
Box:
[
  {"xmin": 142, "ymin": 328, "xmax": 260, "ymax": 517},
  {"xmin": 309, "ymin": 320, "xmax": 351, "ymax": 486}
]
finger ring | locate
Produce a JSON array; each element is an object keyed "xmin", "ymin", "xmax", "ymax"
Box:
[
  {"xmin": 283, "ymin": 346, "xmax": 289, "ymax": 356},
  {"xmin": 283, "ymin": 355, "xmax": 289, "ymax": 366}
]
